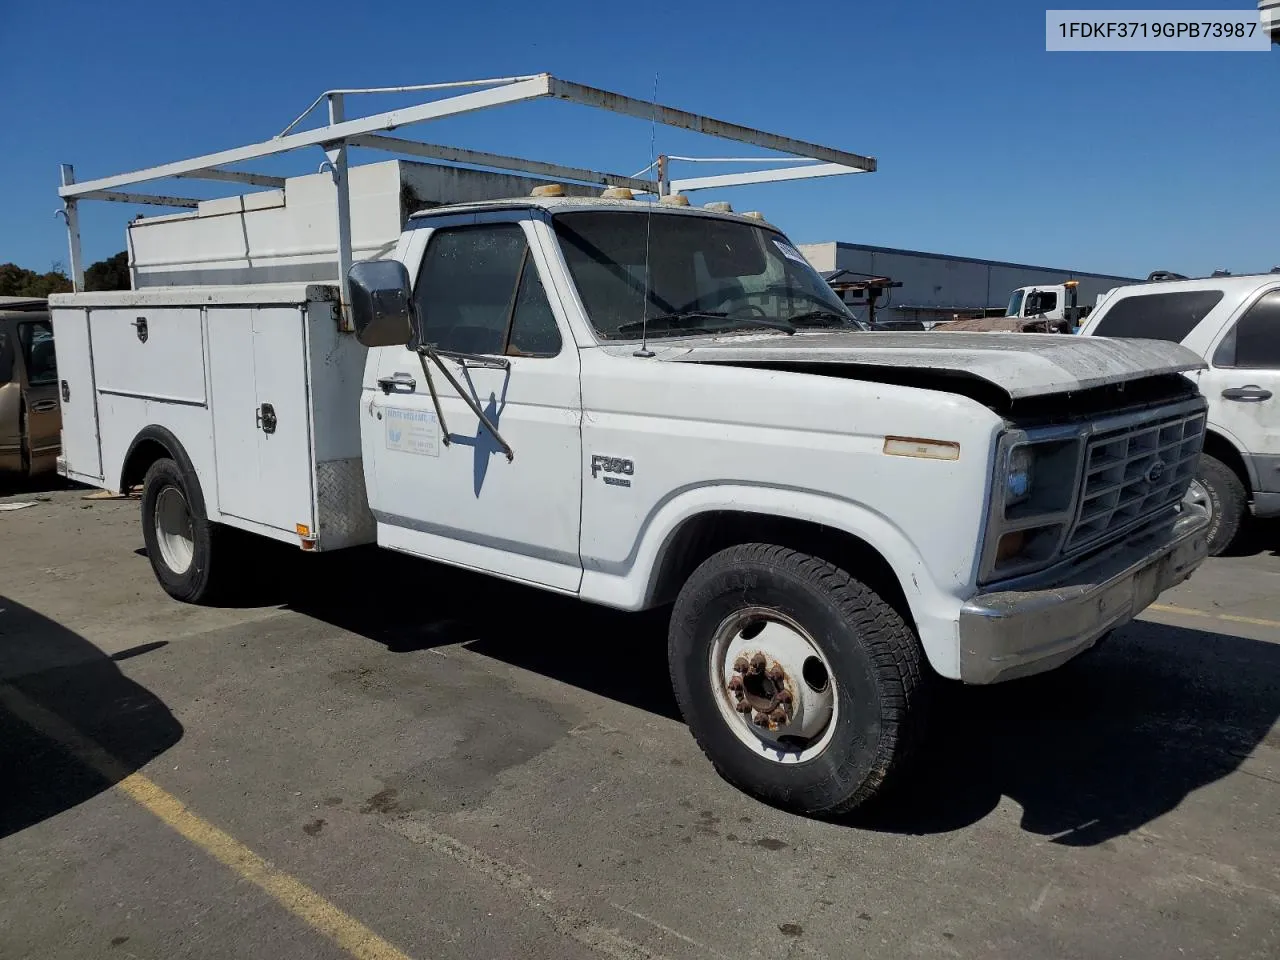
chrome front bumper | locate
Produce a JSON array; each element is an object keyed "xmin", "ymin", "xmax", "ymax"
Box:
[{"xmin": 959, "ymin": 509, "xmax": 1210, "ymax": 684}]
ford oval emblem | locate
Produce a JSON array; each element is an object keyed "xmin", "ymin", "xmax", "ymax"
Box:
[{"xmin": 1147, "ymin": 460, "xmax": 1166, "ymax": 483}]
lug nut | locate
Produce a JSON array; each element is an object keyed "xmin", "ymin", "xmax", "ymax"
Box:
[
  {"xmin": 749, "ymin": 653, "xmax": 767, "ymax": 675},
  {"xmin": 776, "ymin": 689, "xmax": 792, "ymax": 705},
  {"xmin": 727, "ymin": 675, "xmax": 744, "ymax": 693},
  {"xmin": 733, "ymin": 657, "xmax": 749, "ymax": 674},
  {"xmin": 767, "ymin": 665, "xmax": 785, "ymax": 683},
  {"xmin": 735, "ymin": 700, "xmax": 753, "ymax": 714}
]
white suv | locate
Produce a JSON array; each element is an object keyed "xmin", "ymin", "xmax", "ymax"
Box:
[{"xmin": 1080, "ymin": 273, "xmax": 1280, "ymax": 553}]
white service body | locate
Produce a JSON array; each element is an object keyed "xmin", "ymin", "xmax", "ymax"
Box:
[{"xmin": 53, "ymin": 283, "xmax": 373, "ymax": 549}]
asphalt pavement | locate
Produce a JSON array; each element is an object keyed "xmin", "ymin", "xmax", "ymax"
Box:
[{"xmin": 2, "ymin": 484, "xmax": 1277, "ymax": 959}]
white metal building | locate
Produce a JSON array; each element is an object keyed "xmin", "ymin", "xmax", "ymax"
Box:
[{"xmin": 798, "ymin": 241, "xmax": 1139, "ymax": 328}]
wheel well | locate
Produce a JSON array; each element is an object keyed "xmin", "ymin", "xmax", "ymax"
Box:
[
  {"xmin": 648, "ymin": 511, "xmax": 914, "ymax": 627},
  {"xmin": 120, "ymin": 438, "xmax": 171, "ymax": 493},
  {"xmin": 1202, "ymin": 430, "xmax": 1251, "ymax": 495},
  {"xmin": 119, "ymin": 427, "xmax": 208, "ymax": 515}
]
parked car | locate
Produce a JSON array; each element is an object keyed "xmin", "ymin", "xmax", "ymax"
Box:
[
  {"xmin": 0, "ymin": 298, "xmax": 60, "ymax": 478},
  {"xmin": 1079, "ymin": 274, "xmax": 1280, "ymax": 554}
]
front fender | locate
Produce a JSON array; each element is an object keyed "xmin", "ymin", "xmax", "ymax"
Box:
[{"xmin": 578, "ymin": 483, "xmax": 968, "ymax": 678}]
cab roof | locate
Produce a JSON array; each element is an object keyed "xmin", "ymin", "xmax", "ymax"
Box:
[
  {"xmin": 0, "ymin": 296, "xmax": 49, "ymax": 317},
  {"xmin": 406, "ymin": 195, "xmax": 777, "ymax": 229}
]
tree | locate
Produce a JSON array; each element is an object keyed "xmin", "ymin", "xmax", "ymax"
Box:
[
  {"xmin": 85, "ymin": 251, "xmax": 131, "ymax": 292},
  {"xmin": 0, "ymin": 263, "xmax": 72, "ymax": 297},
  {"xmin": 0, "ymin": 250, "xmax": 130, "ymax": 297}
]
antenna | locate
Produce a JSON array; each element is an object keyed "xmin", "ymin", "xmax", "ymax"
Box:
[{"xmin": 634, "ymin": 72, "xmax": 659, "ymax": 359}]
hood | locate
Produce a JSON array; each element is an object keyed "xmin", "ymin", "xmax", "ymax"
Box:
[{"xmin": 651, "ymin": 330, "xmax": 1205, "ymax": 401}]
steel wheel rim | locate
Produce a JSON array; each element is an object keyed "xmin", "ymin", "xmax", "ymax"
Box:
[
  {"xmin": 708, "ymin": 607, "xmax": 838, "ymax": 764},
  {"xmin": 154, "ymin": 486, "xmax": 195, "ymax": 575}
]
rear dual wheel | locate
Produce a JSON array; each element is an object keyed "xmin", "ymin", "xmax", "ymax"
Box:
[
  {"xmin": 140, "ymin": 458, "xmax": 244, "ymax": 604},
  {"xmin": 668, "ymin": 543, "xmax": 928, "ymax": 816}
]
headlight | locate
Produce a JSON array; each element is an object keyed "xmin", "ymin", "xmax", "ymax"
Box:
[
  {"xmin": 980, "ymin": 431, "xmax": 1085, "ymax": 583},
  {"xmin": 1005, "ymin": 445, "xmax": 1034, "ymax": 506}
]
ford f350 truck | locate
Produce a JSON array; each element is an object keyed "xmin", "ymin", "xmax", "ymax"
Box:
[{"xmin": 50, "ymin": 76, "xmax": 1212, "ymax": 815}]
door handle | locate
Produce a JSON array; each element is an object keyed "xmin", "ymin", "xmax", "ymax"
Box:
[
  {"xmin": 377, "ymin": 372, "xmax": 417, "ymax": 394},
  {"xmin": 1222, "ymin": 385, "xmax": 1273, "ymax": 402},
  {"xmin": 31, "ymin": 399, "xmax": 59, "ymax": 413},
  {"xmin": 256, "ymin": 402, "xmax": 277, "ymax": 434}
]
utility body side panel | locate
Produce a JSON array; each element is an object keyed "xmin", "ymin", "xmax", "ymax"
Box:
[
  {"xmin": 49, "ymin": 285, "xmax": 374, "ymax": 551},
  {"xmin": 90, "ymin": 308, "xmax": 206, "ymax": 405}
]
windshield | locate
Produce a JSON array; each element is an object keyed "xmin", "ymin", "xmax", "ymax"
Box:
[
  {"xmin": 553, "ymin": 211, "xmax": 857, "ymax": 339},
  {"xmin": 1005, "ymin": 289, "xmax": 1025, "ymax": 318}
]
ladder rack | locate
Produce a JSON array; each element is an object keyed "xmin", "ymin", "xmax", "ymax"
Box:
[{"xmin": 57, "ymin": 73, "xmax": 877, "ymax": 308}]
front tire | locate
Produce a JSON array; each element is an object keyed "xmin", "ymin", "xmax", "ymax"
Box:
[
  {"xmin": 1191, "ymin": 454, "xmax": 1246, "ymax": 556},
  {"xmin": 668, "ymin": 543, "xmax": 928, "ymax": 816},
  {"xmin": 140, "ymin": 458, "xmax": 241, "ymax": 603}
]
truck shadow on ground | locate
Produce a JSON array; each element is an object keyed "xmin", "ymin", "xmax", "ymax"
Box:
[
  {"xmin": 854, "ymin": 621, "xmax": 1280, "ymax": 843},
  {"xmin": 0, "ymin": 597, "xmax": 182, "ymax": 839},
  {"xmin": 282, "ymin": 548, "xmax": 1280, "ymax": 846},
  {"xmin": 1223, "ymin": 516, "xmax": 1280, "ymax": 558},
  {"xmin": 0, "ymin": 473, "xmax": 82, "ymax": 499}
]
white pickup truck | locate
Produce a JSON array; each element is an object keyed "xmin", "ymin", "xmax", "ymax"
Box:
[{"xmin": 50, "ymin": 78, "xmax": 1213, "ymax": 815}]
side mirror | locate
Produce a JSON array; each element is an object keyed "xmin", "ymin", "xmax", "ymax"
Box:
[{"xmin": 348, "ymin": 260, "xmax": 415, "ymax": 348}]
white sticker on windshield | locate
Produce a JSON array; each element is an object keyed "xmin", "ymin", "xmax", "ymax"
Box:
[{"xmin": 773, "ymin": 239, "xmax": 809, "ymax": 265}]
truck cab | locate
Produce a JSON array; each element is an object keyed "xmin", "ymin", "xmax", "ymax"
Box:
[{"xmin": 1004, "ymin": 282, "xmax": 1089, "ymax": 332}]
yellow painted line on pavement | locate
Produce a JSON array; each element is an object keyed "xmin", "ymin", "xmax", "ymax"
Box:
[
  {"xmin": 1148, "ymin": 603, "xmax": 1280, "ymax": 630},
  {"xmin": 0, "ymin": 683, "xmax": 413, "ymax": 960}
]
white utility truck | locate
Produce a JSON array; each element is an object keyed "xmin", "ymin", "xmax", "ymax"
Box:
[
  {"xmin": 1003, "ymin": 280, "xmax": 1099, "ymax": 332},
  {"xmin": 51, "ymin": 76, "xmax": 1212, "ymax": 815}
]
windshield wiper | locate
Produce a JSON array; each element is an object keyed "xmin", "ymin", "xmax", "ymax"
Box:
[
  {"xmin": 787, "ymin": 310, "xmax": 857, "ymax": 329},
  {"xmin": 616, "ymin": 311, "xmax": 796, "ymax": 336}
]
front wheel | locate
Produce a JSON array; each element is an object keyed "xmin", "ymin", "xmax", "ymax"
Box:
[
  {"xmin": 668, "ymin": 543, "xmax": 928, "ymax": 816},
  {"xmin": 1189, "ymin": 454, "xmax": 1246, "ymax": 556},
  {"xmin": 140, "ymin": 458, "xmax": 242, "ymax": 603}
]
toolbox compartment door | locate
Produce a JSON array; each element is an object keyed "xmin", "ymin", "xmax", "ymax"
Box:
[
  {"xmin": 207, "ymin": 306, "xmax": 314, "ymax": 534},
  {"xmin": 50, "ymin": 308, "xmax": 103, "ymax": 481}
]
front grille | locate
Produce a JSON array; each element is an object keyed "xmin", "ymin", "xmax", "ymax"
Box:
[{"xmin": 1065, "ymin": 406, "xmax": 1206, "ymax": 554}]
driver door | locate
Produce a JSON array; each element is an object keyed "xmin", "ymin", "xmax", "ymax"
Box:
[{"xmin": 364, "ymin": 212, "xmax": 584, "ymax": 592}]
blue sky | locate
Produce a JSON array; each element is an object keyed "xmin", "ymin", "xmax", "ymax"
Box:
[{"xmin": 1, "ymin": 1, "xmax": 1275, "ymax": 278}]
